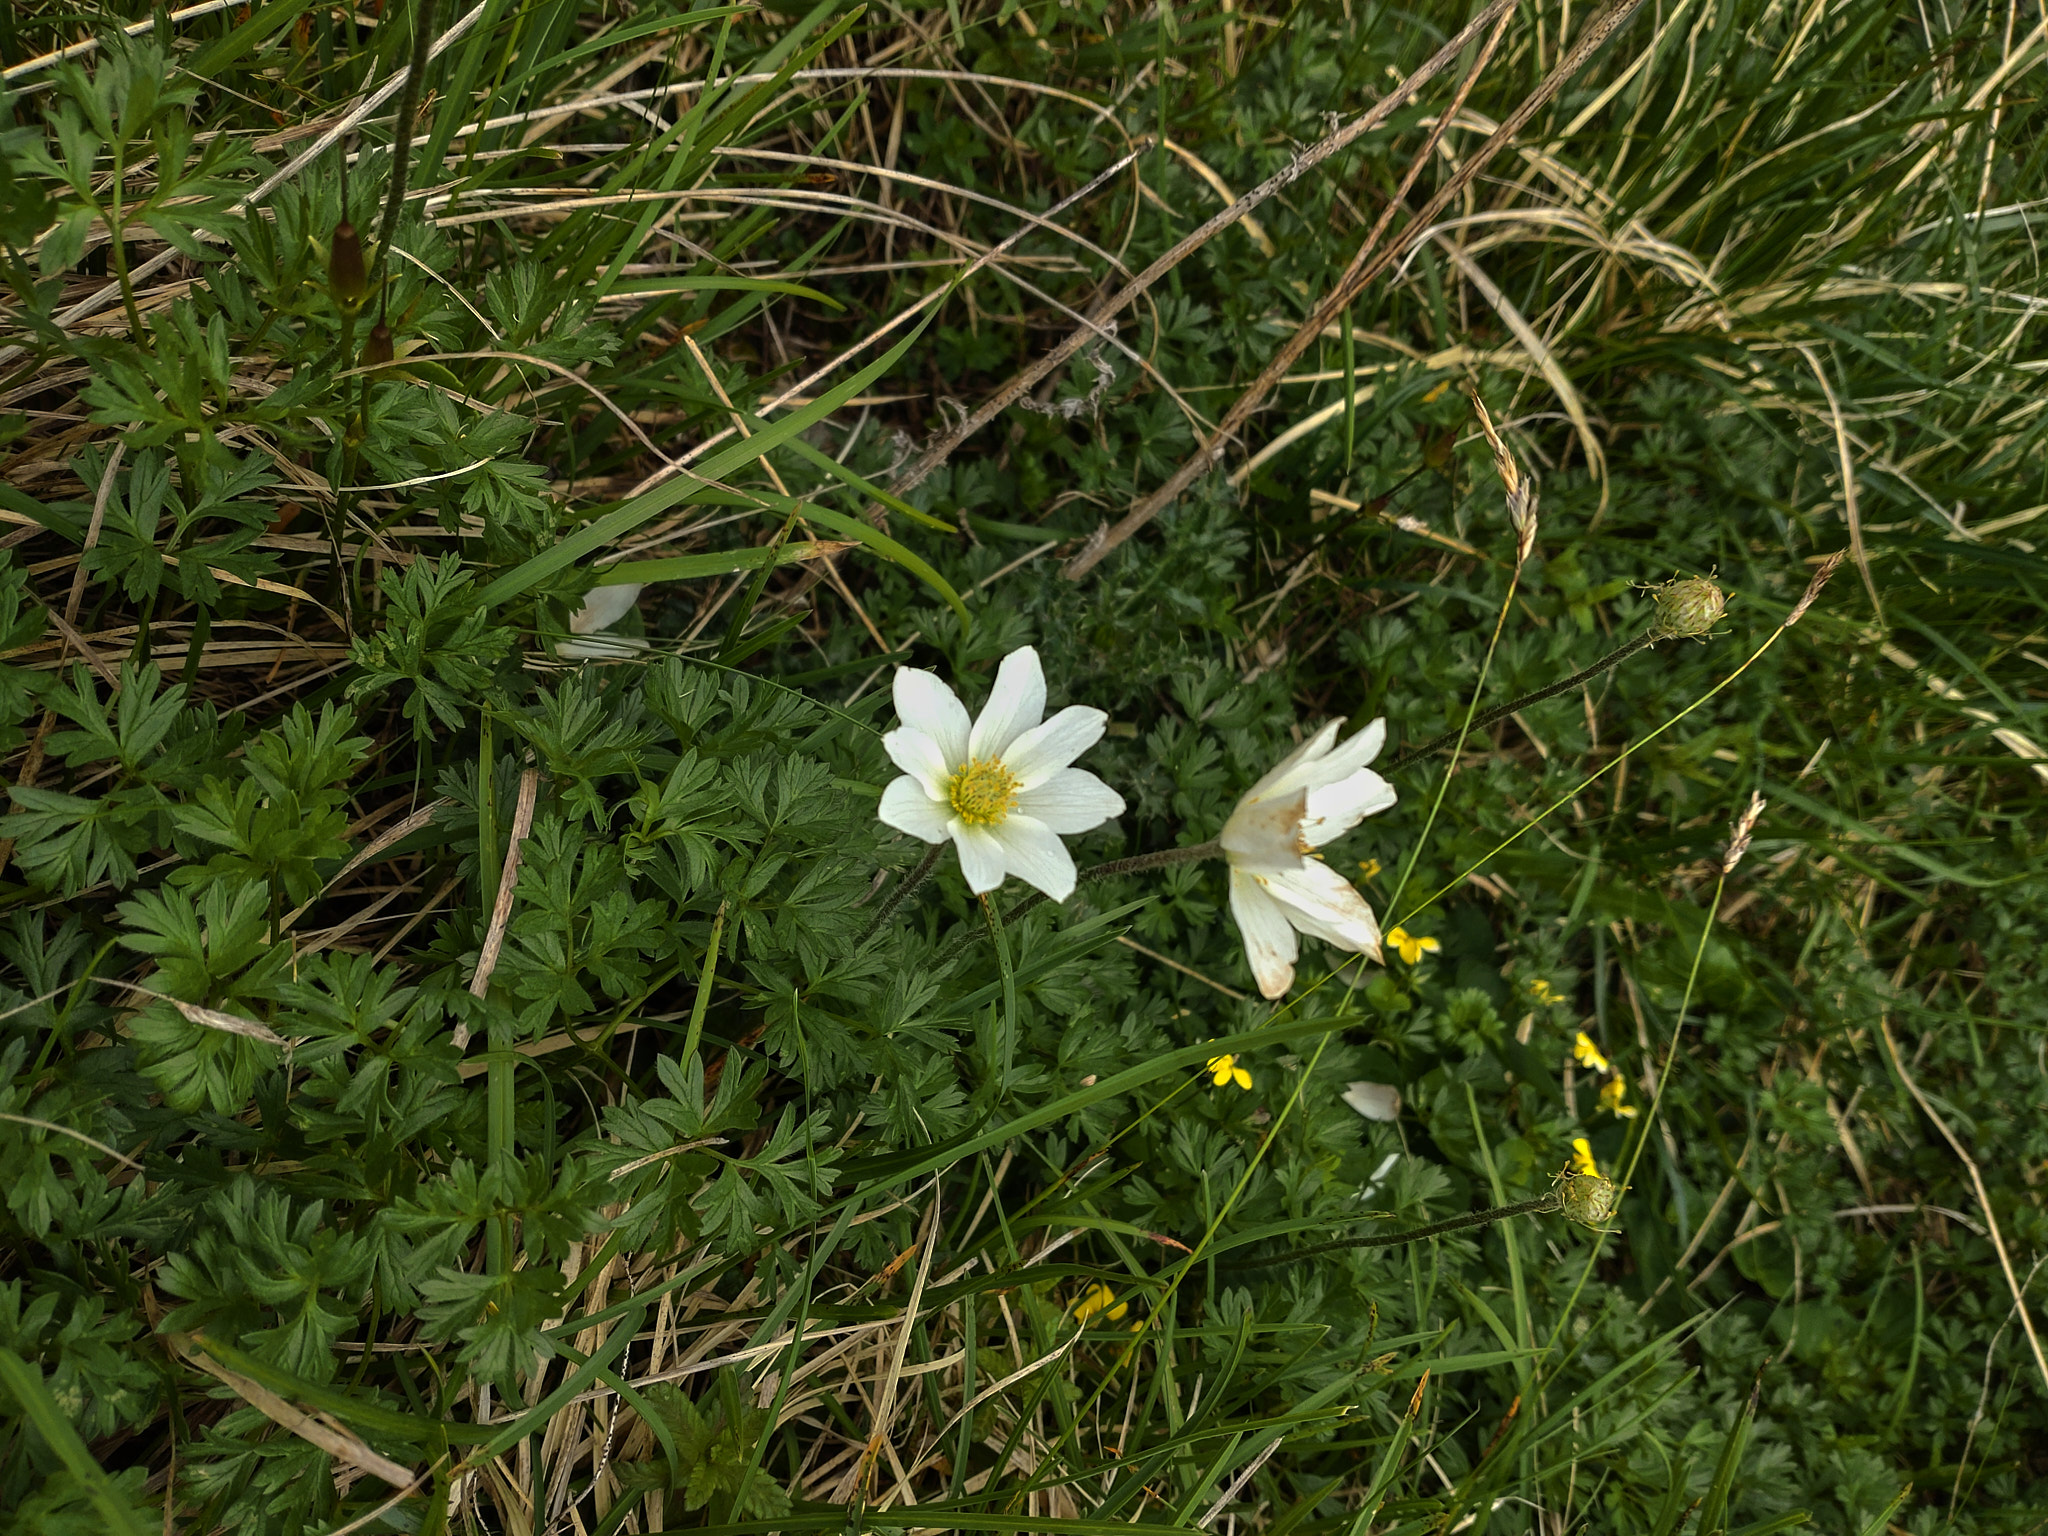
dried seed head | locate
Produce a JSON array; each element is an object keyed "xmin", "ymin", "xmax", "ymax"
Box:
[
  {"xmin": 1723, "ymin": 791, "xmax": 1766, "ymax": 874},
  {"xmin": 1648, "ymin": 576, "xmax": 1726, "ymax": 641},
  {"xmin": 328, "ymin": 220, "xmax": 368, "ymax": 311},
  {"xmin": 1560, "ymin": 1172, "xmax": 1619, "ymax": 1227},
  {"xmin": 361, "ymin": 322, "xmax": 394, "ymax": 370},
  {"xmin": 1470, "ymin": 392, "xmax": 1538, "ymax": 563},
  {"xmin": 1786, "ymin": 552, "xmax": 1845, "ymax": 627}
]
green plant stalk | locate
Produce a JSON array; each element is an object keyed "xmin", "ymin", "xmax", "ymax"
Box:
[
  {"xmin": 679, "ymin": 900, "xmax": 727, "ymax": 1067},
  {"xmin": 1394, "ymin": 606, "xmax": 1812, "ymax": 927},
  {"xmin": 1383, "ymin": 545, "xmax": 1526, "ymax": 920},
  {"xmin": 1385, "ymin": 629, "xmax": 1658, "ymax": 771},
  {"xmin": 106, "ymin": 131, "xmax": 146, "ymax": 343},
  {"xmin": 1222, "ymin": 1193, "xmax": 1562, "ymax": 1269},
  {"xmin": 1540, "ymin": 866, "xmax": 1723, "ymax": 1360}
]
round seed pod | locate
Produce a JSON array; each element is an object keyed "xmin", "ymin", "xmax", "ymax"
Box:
[
  {"xmin": 1649, "ymin": 576, "xmax": 1726, "ymax": 641},
  {"xmin": 328, "ymin": 220, "xmax": 368, "ymax": 311},
  {"xmin": 1559, "ymin": 1172, "xmax": 1619, "ymax": 1227}
]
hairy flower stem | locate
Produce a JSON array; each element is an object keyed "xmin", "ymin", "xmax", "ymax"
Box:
[
  {"xmin": 371, "ymin": 0, "xmax": 441, "ymax": 291},
  {"xmin": 1386, "ymin": 630, "xmax": 1657, "ymax": 771},
  {"xmin": 857, "ymin": 843, "xmax": 946, "ymax": 942},
  {"xmin": 1224, "ymin": 1193, "xmax": 1562, "ymax": 1269},
  {"xmin": 999, "ymin": 839, "xmax": 1223, "ymax": 926}
]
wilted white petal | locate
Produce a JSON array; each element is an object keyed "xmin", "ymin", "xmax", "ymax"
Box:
[
  {"xmin": 571, "ymin": 582, "xmax": 644, "ymax": 634},
  {"xmin": 989, "ymin": 814, "xmax": 1077, "ymax": 899},
  {"xmin": 968, "ymin": 646, "xmax": 1047, "ymax": 761},
  {"xmin": 894, "ymin": 668, "xmax": 972, "ymax": 767},
  {"xmin": 883, "ymin": 727, "xmax": 954, "ymax": 798},
  {"xmin": 1264, "ymin": 862, "xmax": 1382, "ymax": 958},
  {"xmin": 1300, "ymin": 769, "xmax": 1397, "ymax": 847},
  {"xmin": 1014, "ymin": 768, "xmax": 1124, "ymax": 834},
  {"xmin": 879, "ymin": 776, "xmax": 951, "ymax": 843},
  {"xmin": 1359, "ymin": 1150, "xmax": 1402, "ymax": 1203},
  {"xmin": 1003, "ymin": 706, "xmax": 1108, "ymax": 789},
  {"xmin": 951, "ymin": 824, "xmax": 1009, "ymax": 893},
  {"xmin": 1342, "ymin": 1081, "xmax": 1402, "ymax": 1122},
  {"xmin": 1229, "ymin": 868, "xmax": 1298, "ymax": 999},
  {"xmin": 1303, "ymin": 718, "xmax": 1387, "ymax": 785},
  {"xmin": 1220, "ymin": 785, "xmax": 1306, "ymax": 872},
  {"xmin": 1243, "ymin": 718, "xmax": 1344, "ymax": 801}
]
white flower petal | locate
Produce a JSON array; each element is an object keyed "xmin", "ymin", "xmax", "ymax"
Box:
[
  {"xmin": 1307, "ymin": 718, "xmax": 1387, "ymax": 784},
  {"xmin": 1263, "ymin": 861, "xmax": 1382, "ymax": 959},
  {"xmin": 1002, "ymin": 706, "xmax": 1108, "ymax": 789},
  {"xmin": 1244, "ymin": 718, "xmax": 1344, "ymax": 801},
  {"xmin": 878, "ymin": 775, "xmax": 951, "ymax": 843},
  {"xmin": 883, "ymin": 727, "xmax": 954, "ymax": 798},
  {"xmin": 894, "ymin": 667, "xmax": 971, "ymax": 767},
  {"xmin": 1342, "ymin": 1081, "xmax": 1402, "ymax": 1122},
  {"xmin": 988, "ymin": 814, "xmax": 1077, "ymax": 900},
  {"xmin": 1014, "ymin": 768, "xmax": 1124, "ymax": 834},
  {"xmin": 951, "ymin": 823, "xmax": 1010, "ymax": 893},
  {"xmin": 1229, "ymin": 868, "xmax": 1298, "ymax": 999},
  {"xmin": 1300, "ymin": 768, "xmax": 1397, "ymax": 847},
  {"xmin": 968, "ymin": 646, "xmax": 1047, "ymax": 761},
  {"xmin": 571, "ymin": 582, "xmax": 643, "ymax": 634},
  {"xmin": 1220, "ymin": 786, "xmax": 1306, "ymax": 871}
]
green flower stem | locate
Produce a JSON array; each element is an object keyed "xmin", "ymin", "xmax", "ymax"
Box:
[
  {"xmin": 1385, "ymin": 629, "xmax": 1658, "ymax": 771},
  {"xmin": 1223, "ymin": 1194, "xmax": 1563, "ymax": 1269}
]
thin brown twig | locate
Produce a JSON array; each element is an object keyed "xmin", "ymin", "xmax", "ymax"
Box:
[
  {"xmin": 1064, "ymin": 0, "xmax": 1654, "ymax": 579},
  {"xmin": 851, "ymin": 0, "xmax": 1521, "ymax": 526}
]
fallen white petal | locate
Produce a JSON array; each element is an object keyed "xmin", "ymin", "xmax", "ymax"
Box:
[
  {"xmin": 989, "ymin": 814, "xmax": 1077, "ymax": 899},
  {"xmin": 879, "ymin": 775, "xmax": 951, "ymax": 843},
  {"xmin": 894, "ymin": 668, "xmax": 972, "ymax": 767},
  {"xmin": 1014, "ymin": 768, "xmax": 1124, "ymax": 834},
  {"xmin": 1003, "ymin": 705, "xmax": 1108, "ymax": 789},
  {"xmin": 967, "ymin": 646, "xmax": 1046, "ymax": 762},
  {"xmin": 556, "ymin": 633, "xmax": 650, "ymax": 661},
  {"xmin": 1342, "ymin": 1081, "xmax": 1402, "ymax": 1122},
  {"xmin": 1229, "ymin": 867, "xmax": 1299, "ymax": 999},
  {"xmin": 571, "ymin": 582, "xmax": 644, "ymax": 634}
]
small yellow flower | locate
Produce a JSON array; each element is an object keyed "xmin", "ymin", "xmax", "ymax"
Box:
[
  {"xmin": 1570, "ymin": 1137, "xmax": 1601, "ymax": 1178},
  {"xmin": 1073, "ymin": 1284, "xmax": 1128, "ymax": 1324},
  {"xmin": 1572, "ymin": 1031, "xmax": 1611, "ymax": 1074},
  {"xmin": 1356, "ymin": 858, "xmax": 1382, "ymax": 880},
  {"xmin": 1207, "ymin": 1054, "xmax": 1253, "ymax": 1090},
  {"xmin": 1387, "ymin": 927, "xmax": 1440, "ymax": 965},
  {"xmin": 1599, "ymin": 1076, "xmax": 1639, "ymax": 1119},
  {"xmin": 1530, "ymin": 979, "xmax": 1563, "ymax": 1006}
]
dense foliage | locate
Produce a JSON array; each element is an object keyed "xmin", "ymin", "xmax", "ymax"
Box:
[{"xmin": 1, "ymin": 0, "xmax": 2044, "ymax": 1532}]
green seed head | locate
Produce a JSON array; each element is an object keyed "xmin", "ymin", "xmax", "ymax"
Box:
[
  {"xmin": 1560, "ymin": 1172, "xmax": 1619, "ymax": 1227},
  {"xmin": 328, "ymin": 220, "xmax": 368, "ymax": 312},
  {"xmin": 1649, "ymin": 576, "xmax": 1725, "ymax": 641}
]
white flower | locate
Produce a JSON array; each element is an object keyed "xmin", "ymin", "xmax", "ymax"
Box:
[
  {"xmin": 877, "ymin": 646, "xmax": 1125, "ymax": 900},
  {"xmin": 1221, "ymin": 718, "xmax": 1397, "ymax": 999},
  {"xmin": 1341, "ymin": 1081, "xmax": 1401, "ymax": 1121},
  {"xmin": 558, "ymin": 582, "xmax": 649, "ymax": 661}
]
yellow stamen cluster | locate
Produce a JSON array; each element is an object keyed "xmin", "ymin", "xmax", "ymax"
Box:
[{"xmin": 946, "ymin": 757, "xmax": 1019, "ymax": 826}]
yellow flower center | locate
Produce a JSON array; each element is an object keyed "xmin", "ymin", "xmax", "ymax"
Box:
[{"xmin": 947, "ymin": 757, "xmax": 1020, "ymax": 826}]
